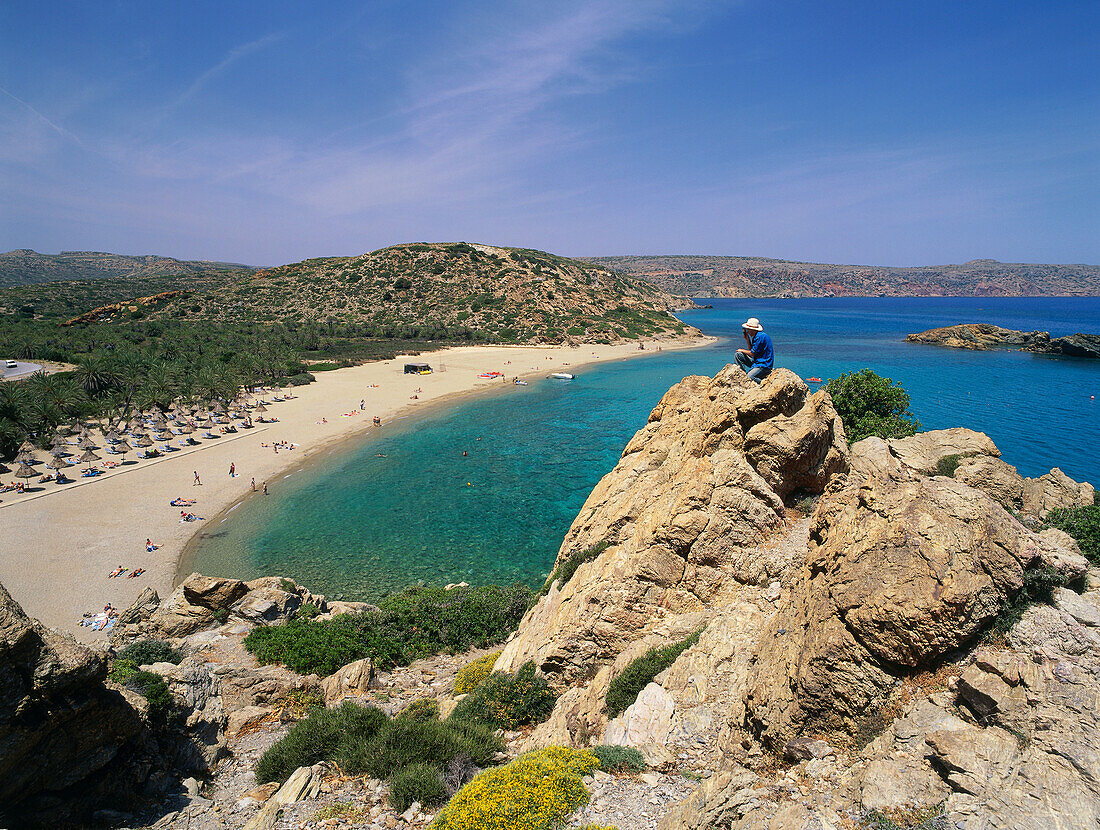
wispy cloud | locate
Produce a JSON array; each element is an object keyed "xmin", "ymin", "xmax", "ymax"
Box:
[
  {"xmin": 0, "ymin": 84, "xmax": 83, "ymax": 146},
  {"xmin": 166, "ymin": 31, "xmax": 285, "ymax": 112}
]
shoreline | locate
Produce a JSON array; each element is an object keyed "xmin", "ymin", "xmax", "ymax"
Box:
[{"xmin": 1, "ymin": 335, "xmax": 714, "ymax": 643}]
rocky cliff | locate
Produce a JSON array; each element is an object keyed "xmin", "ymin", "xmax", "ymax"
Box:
[
  {"xmin": 493, "ymin": 365, "xmax": 1098, "ymax": 828},
  {"xmin": 907, "ymin": 323, "xmax": 1100, "ymax": 358}
]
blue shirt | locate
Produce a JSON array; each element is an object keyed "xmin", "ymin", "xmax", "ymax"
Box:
[{"xmin": 750, "ymin": 331, "xmax": 773, "ymax": 369}]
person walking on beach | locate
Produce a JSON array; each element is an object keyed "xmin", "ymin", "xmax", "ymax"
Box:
[
  {"xmin": 250, "ymin": 477, "xmax": 256, "ymax": 492},
  {"xmin": 193, "ymin": 470, "xmax": 202, "ymax": 486},
  {"xmin": 229, "ymin": 462, "xmax": 236, "ymax": 478},
  {"xmin": 735, "ymin": 317, "xmax": 773, "ymax": 383},
  {"xmin": 262, "ymin": 481, "xmax": 268, "ymax": 495}
]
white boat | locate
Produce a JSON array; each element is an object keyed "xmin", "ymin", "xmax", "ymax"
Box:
[
  {"xmin": 514, "ymin": 380, "xmax": 529, "ymax": 386},
  {"xmin": 550, "ymin": 372, "xmax": 575, "ymax": 380}
]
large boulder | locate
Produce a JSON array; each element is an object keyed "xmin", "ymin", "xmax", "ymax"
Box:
[
  {"xmin": 743, "ymin": 473, "xmax": 1086, "ymax": 749},
  {"xmin": 495, "ymin": 367, "xmax": 849, "ymax": 688},
  {"xmin": 0, "ymin": 582, "xmax": 144, "ymax": 826},
  {"xmin": 851, "ymin": 427, "xmax": 999, "ymax": 478},
  {"xmin": 953, "ymin": 457, "xmax": 1093, "ymax": 520}
]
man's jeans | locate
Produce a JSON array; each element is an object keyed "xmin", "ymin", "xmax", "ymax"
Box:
[{"xmin": 735, "ymin": 350, "xmax": 771, "ymax": 383}]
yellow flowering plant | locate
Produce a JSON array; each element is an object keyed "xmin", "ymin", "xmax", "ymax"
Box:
[
  {"xmin": 430, "ymin": 746, "xmax": 599, "ymax": 830},
  {"xmin": 453, "ymin": 650, "xmax": 501, "ymax": 694}
]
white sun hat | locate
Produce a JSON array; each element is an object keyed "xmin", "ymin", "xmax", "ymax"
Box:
[{"xmin": 742, "ymin": 317, "xmax": 763, "ymax": 331}]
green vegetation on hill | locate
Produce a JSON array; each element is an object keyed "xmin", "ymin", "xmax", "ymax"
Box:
[
  {"xmin": 148, "ymin": 242, "xmax": 690, "ymax": 343},
  {"xmin": 0, "ymin": 249, "xmax": 252, "ymax": 289},
  {"xmin": 0, "ymin": 243, "xmax": 693, "ymax": 459},
  {"xmin": 244, "ymin": 583, "xmax": 535, "ymax": 676}
]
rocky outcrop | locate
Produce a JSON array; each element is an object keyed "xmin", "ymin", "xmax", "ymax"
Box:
[
  {"xmin": 112, "ymin": 572, "xmax": 325, "ymax": 644},
  {"xmin": 906, "ymin": 323, "xmax": 1050, "ymax": 350},
  {"xmin": 743, "ymin": 473, "xmax": 1086, "ymax": 749},
  {"xmin": 0, "ymin": 583, "xmax": 147, "ymax": 825},
  {"xmin": 495, "ymin": 367, "xmax": 849, "ymax": 689},
  {"xmin": 851, "ymin": 429, "xmax": 1094, "ymax": 520},
  {"xmin": 907, "ymin": 323, "xmax": 1100, "ymax": 358}
]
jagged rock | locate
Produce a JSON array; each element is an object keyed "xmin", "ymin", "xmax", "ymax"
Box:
[
  {"xmin": 883, "ymin": 427, "xmax": 1000, "ymax": 474},
  {"xmin": 1053, "ymin": 587, "xmax": 1100, "ymax": 627},
  {"xmin": 231, "ymin": 585, "xmax": 302, "ymax": 624},
  {"xmin": 657, "ymin": 768, "xmax": 759, "ymax": 830},
  {"xmin": 145, "ymin": 574, "xmax": 249, "ymax": 638},
  {"xmin": 227, "ymin": 704, "xmax": 271, "ymax": 736},
  {"xmin": 848, "ymin": 435, "xmax": 909, "ymax": 480},
  {"xmin": 326, "ymin": 600, "xmax": 381, "ymax": 617},
  {"xmin": 183, "ymin": 573, "xmax": 250, "ymax": 610},
  {"xmin": 743, "ymin": 389, "xmax": 848, "ymax": 500},
  {"xmin": 117, "ymin": 586, "xmax": 161, "ymax": 626},
  {"xmin": 496, "ymin": 367, "xmax": 848, "ymax": 688},
  {"xmin": 604, "ymin": 682, "xmax": 677, "ymax": 746},
  {"xmin": 0, "ymin": 582, "xmax": 146, "ymax": 826},
  {"xmin": 743, "ymin": 473, "xmax": 1085, "ymax": 749},
  {"xmin": 320, "ymin": 657, "xmax": 376, "ymax": 704},
  {"xmin": 242, "ymin": 764, "xmax": 324, "ymax": 830},
  {"xmin": 149, "ymin": 657, "xmax": 228, "ymax": 768},
  {"xmin": 954, "ymin": 455, "xmax": 1095, "ymax": 520},
  {"xmin": 783, "ymin": 736, "xmax": 834, "ymax": 761}
]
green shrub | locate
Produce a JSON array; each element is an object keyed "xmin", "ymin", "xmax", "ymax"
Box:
[
  {"xmin": 540, "ymin": 541, "xmax": 609, "ymax": 595},
  {"xmin": 986, "ymin": 565, "xmax": 1072, "ymax": 641},
  {"xmin": 454, "ymin": 651, "xmax": 501, "ymax": 694},
  {"xmin": 431, "ymin": 746, "xmax": 599, "ymax": 830},
  {"xmin": 824, "ymin": 369, "xmax": 921, "ymax": 444},
  {"xmin": 606, "ymin": 629, "xmax": 704, "ymax": 718},
  {"xmin": 126, "ymin": 670, "xmax": 174, "ymax": 720},
  {"xmin": 108, "ymin": 658, "xmax": 138, "ymax": 684},
  {"xmin": 1046, "ymin": 504, "xmax": 1100, "ymax": 566},
  {"xmin": 449, "ymin": 662, "xmax": 556, "ymax": 729},
  {"xmin": 397, "ymin": 698, "xmax": 440, "ymax": 722},
  {"xmin": 592, "ymin": 744, "xmax": 646, "ymax": 773},
  {"xmin": 339, "ymin": 715, "xmax": 501, "ymax": 778},
  {"xmin": 255, "ymin": 702, "xmax": 388, "ymax": 784},
  {"xmin": 389, "ymin": 762, "xmax": 448, "ymax": 811},
  {"xmin": 117, "ymin": 639, "xmax": 183, "ymax": 666},
  {"xmin": 935, "ymin": 453, "xmax": 962, "ymax": 477},
  {"xmin": 245, "ymin": 583, "xmax": 535, "ymax": 676}
]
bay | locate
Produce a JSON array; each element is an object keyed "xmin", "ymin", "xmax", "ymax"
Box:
[{"xmin": 187, "ymin": 297, "xmax": 1100, "ymax": 599}]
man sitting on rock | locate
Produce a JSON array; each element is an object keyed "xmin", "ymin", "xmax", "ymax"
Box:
[{"xmin": 735, "ymin": 317, "xmax": 773, "ymax": 383}]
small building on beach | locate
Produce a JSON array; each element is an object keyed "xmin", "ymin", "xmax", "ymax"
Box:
[{"xmin": 404, "ymin": 363, "xmax": 432, "ymax": 374}]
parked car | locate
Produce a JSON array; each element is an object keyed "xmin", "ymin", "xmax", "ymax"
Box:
[{"xmin": 5, "ymin": 360, "xmax": 17, "ymax": 369}]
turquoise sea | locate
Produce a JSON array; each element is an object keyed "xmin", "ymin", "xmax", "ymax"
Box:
[{"xmin": 187, "ymin": 298, "xmax": 1100, "ymax": 600}]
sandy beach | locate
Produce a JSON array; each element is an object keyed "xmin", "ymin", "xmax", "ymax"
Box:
[{"xmin": 1, "ymin": 337, "xmax": 712, "ymax": 643}]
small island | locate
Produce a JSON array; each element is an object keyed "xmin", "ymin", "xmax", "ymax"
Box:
[{"xmin": 906, "ymin": 323, "xmax": 1100, "ymax": 358}]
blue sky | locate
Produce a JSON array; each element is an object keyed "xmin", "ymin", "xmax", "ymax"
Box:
[{"xmin": 1, "ymin": 0, "xmax": 1097, "ymax": 266}]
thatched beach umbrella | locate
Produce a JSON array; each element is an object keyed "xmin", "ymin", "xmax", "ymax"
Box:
[
  {"xmin": 136, "ymin": 435, "xmax": 154, "ymax": 448},
  {"xmin": 105, "ymin": 430, "xmax": 121, "ymax": 443},
  {"xmin": 78, "ymin": 436, "xmax": 99, "ymax": 451},
  {"xmin": 79, "ymin": 449, "xmax": 100, "ymax": 464},
  {"xmin": 0, "ymin": 462, "xmax": 9, "ymax": 474},
  {"xmin": 14, "ymin": 463, "xmax": 36, "ymax": 482},
  {"xmin": 18, "ymin": 439, "xmax": 35, "ymax": 454},
  {"xmin": 15, "ymin": 450, "xmax": 39, "ymax": 465},
  {"xmin": 46, "ymin": 455, "xmax": 68, "ymax": 472},
  {"xmin": 199, "ymin": 418, "xmax": 214, "ymax": 430},
  {"xmin": 254, "ymin": 402, "xmax": 268, "ymax": 412},
  {"xmin": 179, "ymin": 423, "xmax": 194, "ymax": 435}
]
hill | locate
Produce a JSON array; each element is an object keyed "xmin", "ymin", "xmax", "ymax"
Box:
[
  {"xmin": 141, "ymin": 242, "xmax": 697, "ymax": 344},
  {"xmin": 0, "ymin": 249, "xmax": 253, "ymax": 288},
  {"xmin": 584, "ymin": 255, "xmax": 1100, "ymax": 297}
]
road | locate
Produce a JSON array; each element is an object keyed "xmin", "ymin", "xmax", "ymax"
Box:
[{"xmin": 0, "ymin": 360, "xmax": 42, "ymax": 380}]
